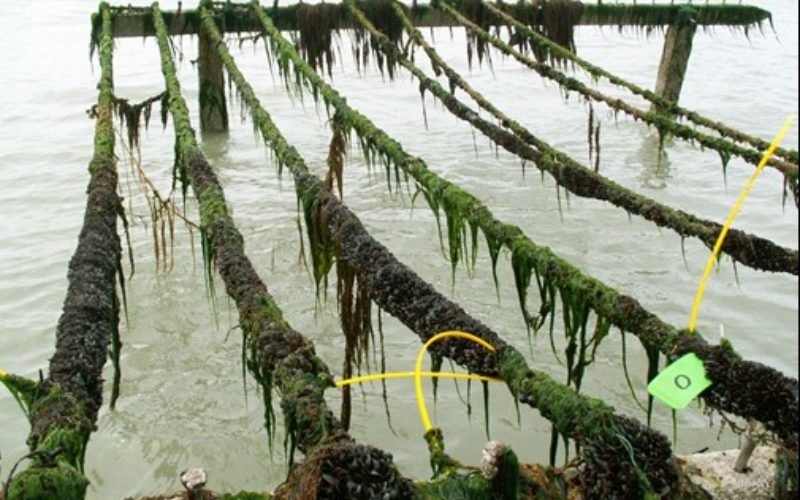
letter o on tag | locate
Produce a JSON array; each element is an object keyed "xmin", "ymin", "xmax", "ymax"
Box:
[{"xmin": 674, "ymin": 374, "xmax": 692, "ymax": 390}]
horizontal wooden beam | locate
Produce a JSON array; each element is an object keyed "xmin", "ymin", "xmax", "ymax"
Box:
[{"xmin": 101, "ymin": 2, "xmax": 771, "ymax": 39}]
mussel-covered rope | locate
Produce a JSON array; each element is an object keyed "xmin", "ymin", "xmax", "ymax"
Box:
[{"xmin": 0, "ymin": 4, "xmax": 123, "ymax": 499}]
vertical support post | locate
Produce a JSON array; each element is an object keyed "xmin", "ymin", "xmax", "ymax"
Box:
[
  {"xmin": 198, "ymin": 23, "xmax": 228, "ymax": 134},
  {"xmin": 652, "ymin": 14, "xmax": 697, "ymax": 111}
]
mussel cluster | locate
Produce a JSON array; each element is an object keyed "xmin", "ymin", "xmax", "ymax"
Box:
[
  {"xmin": 278, "ymin": 440, "xmax": 414, "ymax": 499},
  {"xmin": 674, "ymin": 334, "xmax": 798, "ymax": 442},
  {"xmin": 674, "ymin": 335, "xmax": 798, "ymax": 496},
  {"xmin": 579, "ymin": 416, "xmax": 676, "ymax": 499}
]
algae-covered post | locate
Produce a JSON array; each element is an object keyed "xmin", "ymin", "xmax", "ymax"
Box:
[{"xmin": 0, "ymin": 3, "xmax": 122, "ymax": 499}]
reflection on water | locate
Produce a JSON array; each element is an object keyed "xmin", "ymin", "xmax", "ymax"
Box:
[
  {"xmin": 633, "ymin": 132, "xmax": 672, "ymax": 190},
  {"xmin": 0, "ymin": 1, "xmax": 797, "ymax": 498}
]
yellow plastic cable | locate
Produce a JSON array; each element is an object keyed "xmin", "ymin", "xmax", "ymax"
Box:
[
  {"xmin": 0, "ymin": 368, "xmax": 6, "ymax": 379},
  {"xmin": 688, "ymin": 115, "xmax": 795, "ymax": 332},
  {"xmin": 414, "ymin": 331, "xmax": 496, "ymax": 431},
  {"xmin": 336, "ymin": 371, "xmax": 500, "ymax": 387}
]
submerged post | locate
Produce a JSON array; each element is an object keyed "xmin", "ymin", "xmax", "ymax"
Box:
[
  {"xmin": 197, "ymin": 14, "xmax": 228, "ymax": 134},
  {"xmin": 652, "ymin": 8, "xmax": 697, "ymax": 110}
]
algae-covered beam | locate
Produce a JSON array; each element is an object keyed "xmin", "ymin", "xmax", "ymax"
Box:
[
  {"xmin": 150, "ymin": 4, "xmax": 414, "ymax": 497},
  {"xmin": 251, "ymin": 0, "xmax": 798, "ymax": 445},
  {"xmin": 103, "ymin": 1, "xmax": 770, "ymax": 38},
  {"xmin": 1, "ymin": 3, "xmax": 122, "ymax": 499},
  {"xmin": 440, "ymin": 1, "xmax": 799, "ymax": 194},
  {"xmin": 479, "ymin": 1, "xmax": 797, "ymax": 164}
]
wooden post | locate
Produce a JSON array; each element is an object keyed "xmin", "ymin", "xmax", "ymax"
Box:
[
  {"xmin": 198, "ymin": 25, "xmax": 228, "ymax": 134},
  {"xmin": 652, "ymin": 16, "xmax": 697, "ymax": 110}
]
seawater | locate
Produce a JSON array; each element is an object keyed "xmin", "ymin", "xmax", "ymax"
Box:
[{"xmin": 0, "ymin": 1, "xmax": 796, "ymax": 497}]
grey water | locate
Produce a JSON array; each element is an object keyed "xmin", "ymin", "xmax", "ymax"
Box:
[{"xmin": 0, "ymin": 1, "xmax": 797, "ymax": 497}]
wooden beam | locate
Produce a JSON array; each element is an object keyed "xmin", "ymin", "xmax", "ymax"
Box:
[{"xmin": 103, "ymin": 2, "xmax": 771, "ymax": 38}]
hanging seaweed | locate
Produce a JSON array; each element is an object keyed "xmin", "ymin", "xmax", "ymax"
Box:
[
  {"xmin": 335, "ymin": 254, "xmax": 374, "ymax": 431},
  {"xmin": 418, "ymin": 2, "xmax": 800, "ymax": 275},
  {"xmin": 376, "ymin": 310, "xmax": 395, "ymax": 434},
  {"xmin": 297, "ymin": 3, "xmax": 342, "ymax": 78},
  {"xmin": 110, "ymin": 91, "xmax": 168, "ymax": 151},
  {"xmin": 440, "ymin": 0, "xmax": 495, "ymax": 70},
  {"xmin": 325, "ymin": 117, "xmax": 347, "ymax": 199},
  {"xmin": 300, "ymin": 182, "xmax": 335, "ymax": 297},
  {"xmin": 587, "ymin": 104, "xmax": 594, "ymax": 166},
  {"xmin": 620, "ymin": 331, "xmax": 648, "ymax": 414},
  {"xmin": 511, "ymin": 0, "xmax": 583, "ymax": 66},
  {"xmin": 349, "ymin": 0, "xmax": 406, "ymax": 79},
  {"xmin": 586, "ymin": 104, "xmax": 602, "ymax": 173},
  {"xmin": 593, "ymin": 117, "xmax": 601, "ymax": 173},
  {"xmin": 114, "ymin": 120, "xmax": 197, "ymax": 276},
  {"xmin": 645, "ymin": 344, "xmax": 661, "ymax": 427}
]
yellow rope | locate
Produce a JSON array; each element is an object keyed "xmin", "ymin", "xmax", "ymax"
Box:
[
  {"xmin": 336, "ymin": 371, "xmax": 501, "ymax": 387},
  {"xmin": 688, "ymin": 115, "xmax": 796, "ymax": 332},
  {"xmin": 414, "ymin": 331, "xmax": 496, "ymax": 432},
  {"xmin": 0, "ymin": 368, "xmax": 6, "ymax": 379}
]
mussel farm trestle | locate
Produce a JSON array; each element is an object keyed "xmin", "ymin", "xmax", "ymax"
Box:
[{"xmin": 0, "ymin": 1, "xmax": 797, "ymax": 499}]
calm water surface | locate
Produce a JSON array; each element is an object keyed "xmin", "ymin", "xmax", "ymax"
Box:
[{"xmin": 0, "ymin": 1, "xmax": 797, "ymax": 497}]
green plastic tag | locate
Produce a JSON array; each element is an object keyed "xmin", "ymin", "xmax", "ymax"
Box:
[{"xmin": 647, "ymin": 353, "xmax": 712, "ymax": 410}]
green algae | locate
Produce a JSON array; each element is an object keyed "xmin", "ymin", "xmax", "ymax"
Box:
[
  {"xmin": 6, "ymin": 462, "xmax": 87, "ymax": 500},
  {"xmin": 0, "ymin": 373, "xmax": 41, "ymax": 421}
]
